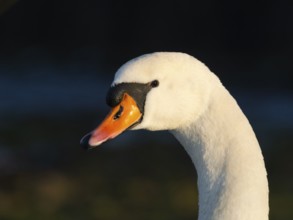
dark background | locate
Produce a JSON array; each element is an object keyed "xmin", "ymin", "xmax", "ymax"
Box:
[{"xmin": 0, "ymin": 0, "xmax": 292, "ymax": 219}]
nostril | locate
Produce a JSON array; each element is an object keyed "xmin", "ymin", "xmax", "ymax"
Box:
[{"xmin": 113, "ymin": 105, "xmax": 124, "ymax": 120}]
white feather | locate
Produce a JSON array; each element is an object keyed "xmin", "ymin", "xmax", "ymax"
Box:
[{"xmin": 113, "ymin": 52, "xmax": 269, "ymax": 220}]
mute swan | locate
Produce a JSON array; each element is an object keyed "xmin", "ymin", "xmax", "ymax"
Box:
[{"xmin": 81, "ymin": 52, "xmax": 269, "ymax": 220}]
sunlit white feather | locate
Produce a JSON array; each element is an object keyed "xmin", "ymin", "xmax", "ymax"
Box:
[{"xmin": 112, "ymin": 52, "xmax": 269, "ymax": 220}]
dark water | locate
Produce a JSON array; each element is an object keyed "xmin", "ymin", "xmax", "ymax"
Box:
[
  {"xmin": 1, "ymin": 0, "xmax": 293, "ymax": 218},
  {"xmin": 0, "ymin": 64, "xmax": 292, "ymax": 220}
]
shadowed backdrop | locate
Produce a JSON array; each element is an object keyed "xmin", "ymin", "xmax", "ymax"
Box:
[{"xmin": 0, "ymin": 0, "xmax": 292, "ymax": 219}]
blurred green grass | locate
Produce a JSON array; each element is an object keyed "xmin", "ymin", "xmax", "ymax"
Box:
[{"xmin": 0, "ymin": 114, "xmax": 292, "ymax": 220}]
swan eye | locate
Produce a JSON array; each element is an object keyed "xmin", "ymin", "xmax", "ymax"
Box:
[
  {"xmin": 113, "ymin": 105, "xmax": 123, "ymax": 120},
  {"xmin": 150, "ymin": 80, "xmax": 159, "ymax": 88}
]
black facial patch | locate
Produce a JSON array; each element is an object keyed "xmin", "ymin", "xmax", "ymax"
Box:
[{"xmin": 106, "ymin": 80, "xmax": 158, "ymax": 114}]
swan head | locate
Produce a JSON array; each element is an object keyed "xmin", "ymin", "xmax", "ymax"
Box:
[{"xmin": 81, "ymin": 52, "xmax": 217, "ymax": 149}]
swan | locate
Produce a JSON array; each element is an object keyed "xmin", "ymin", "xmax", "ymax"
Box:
[{"xmin": 81, "ymin": 52, "xmax": 269, "ymax": 220}]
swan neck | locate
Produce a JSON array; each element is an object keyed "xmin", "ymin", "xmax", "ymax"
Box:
[{"xmin": 171, "ymin": 87, "xmax": 269, "ymax": 220}]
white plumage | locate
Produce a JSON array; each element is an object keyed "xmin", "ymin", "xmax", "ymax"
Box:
[{"xmin": 93, "ymin": 52, "xmax": 269, "ymax": 219}]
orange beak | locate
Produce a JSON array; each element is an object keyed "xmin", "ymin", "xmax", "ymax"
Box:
[{"xmin": 81, "ymin": 93, "xmax": 142, "ymax": 149}]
